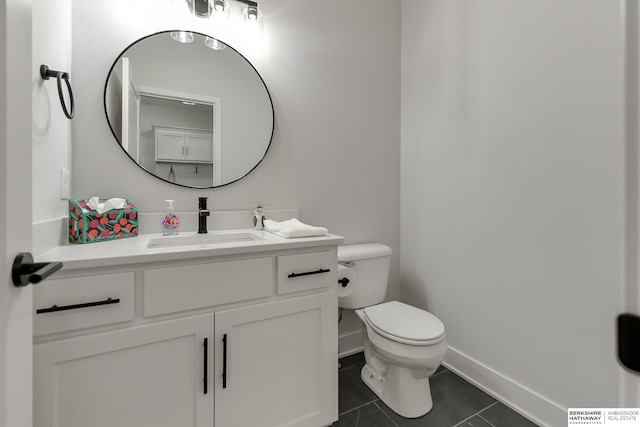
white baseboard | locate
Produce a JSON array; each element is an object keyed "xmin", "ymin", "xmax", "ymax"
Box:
[
  {"xmin": 338, "ymin": 330, "xmax": 363, "ymax": 358},
  {"xmin": 444, "ymin": 346, "xmax": 566, "ymax": 427}
]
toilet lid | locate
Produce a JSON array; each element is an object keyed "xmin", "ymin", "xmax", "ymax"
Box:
[{"xmin": 363, "ymin": 301, "xmax": 445, "ymax": 345}]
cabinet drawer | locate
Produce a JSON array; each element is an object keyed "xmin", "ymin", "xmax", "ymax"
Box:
[
  {"xmin": 277, "ymin": 251, "xmax": 336, "ymax": 295},
  {"xmin": 144, "ymin": 257, "xmax": 274, "ymax": 316},
  {"xmin": 34, "ymin": 272, "xmax": 135, "ymax": 336}
]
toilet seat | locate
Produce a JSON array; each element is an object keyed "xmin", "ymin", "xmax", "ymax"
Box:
[{"xmin": 363, "ymin": 301, "xmax": 445, "ymax": 346}]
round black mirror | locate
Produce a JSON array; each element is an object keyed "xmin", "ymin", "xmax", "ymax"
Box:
[{"xmin": 104, "ymin": 30, "xmax": 274, "ymax": 188}]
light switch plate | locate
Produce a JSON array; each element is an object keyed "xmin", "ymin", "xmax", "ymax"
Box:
[{"xmin": 60, "ymin": 168, "xmax": 70, "ymax": 199}]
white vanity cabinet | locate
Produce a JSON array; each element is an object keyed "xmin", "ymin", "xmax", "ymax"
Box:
[
  {"xmin": 214, "ymin": 292, "xmax": 335, "ymax": 427},
  {"xmin": 34, "ymin": 314, "xmax": 214, "ymax": 427},
  {"xmin": 155, "ymin": 127, "xmax": 213, "ymax": 163},
  {"xmin": 33, "ymin": 243, "xmax": 340, "ymax": 427}
]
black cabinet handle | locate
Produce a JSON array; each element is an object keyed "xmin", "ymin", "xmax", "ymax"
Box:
[
  {"xmin": 203, "ymin": 338, "xmax": 208, "ymax": 395},
  {"xmin": 222, "ymin": 333, "xmax": 228, "ymax": 389},
  {"xmin": 12, "ymin": 252, "xmax": 63, "ymax": 287},
  {"xmin": 287, "ymin": 268, "xmax": 330, "ymax": 278},
  {"xmin": 36, "ymin": 297, "xmax": 120, "ymax": 314}
]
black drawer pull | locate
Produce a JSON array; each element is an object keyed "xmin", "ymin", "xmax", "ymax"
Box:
[
  {"xmin": 36, "ymin": 297, "xmax": 120, "ymax": 314},
  {"xmin": 222, "ymin": 333, "xmax": 228, "ymax": 389},
  {"xmin": 203, "ymin": 337, "xmax": 209, "ymax": 395},
  {"xmin": 287, "ymin": 268, "xmax": 330, "ymax": 279}
]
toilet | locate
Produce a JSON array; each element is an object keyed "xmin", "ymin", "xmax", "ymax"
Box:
[{"xmin": 338, "ymin": 243, "xmax": 447, "ymax": 418}]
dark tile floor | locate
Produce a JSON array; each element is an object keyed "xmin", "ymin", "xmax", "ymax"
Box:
[{"xmin": 334, "ymin": 353, "xmax": 539, "ymax": 427}]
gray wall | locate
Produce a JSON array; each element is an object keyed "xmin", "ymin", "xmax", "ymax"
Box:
[
  {"xmin": 70, "ymin": 0, "xmax": 401, "ymax": 341},
  {"xmin": 32, "ymin": 0, "xmax": 72, "ymax": 223},
  {"xmin": 401, "ymin": 1, "xmax": 625, "ymax": 425}
]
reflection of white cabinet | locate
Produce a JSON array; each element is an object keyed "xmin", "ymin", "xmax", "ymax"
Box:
[
  {"xmin": 34, "ymin": 314, "xmax": 214, "ymax": 427},
  {"xmin": 155, "ymin": 127, "xmax": 212, "ymax": 163}
]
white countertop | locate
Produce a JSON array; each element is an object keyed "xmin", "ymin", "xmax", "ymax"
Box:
[{"xmin": 38, "ymin": 229, "xmax": 344, "ymax": 271}]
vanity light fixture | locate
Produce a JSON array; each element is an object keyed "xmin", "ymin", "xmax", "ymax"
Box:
[
  {"xmin": 186, "ymin": 0, "xmax": 212, "ymax": 18},
  {"xmin": 204, "ymin": 37, "xmax": 226, "ymax": 50},
  {"xmin": 244, "ymin": 3, "xmax": 259, "ymax": 21},
  {"xmin": 213, "ymin": 0, "xmax": 226, "ymax": 12},
  {"xmin": 170, "ymin": 31, "xmax": 194, "ymax": 43},
  {"xmin": 236, "ymin": 0, "xmax": 260, "ymax": 21},
  {"xmin": 186, "ymin": 0, "xmax": 262, "ymax": 23}
]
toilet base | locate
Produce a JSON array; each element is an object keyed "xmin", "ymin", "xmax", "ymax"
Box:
[{"xmin": 361, "ymin": 362, "xmax": 434, "ymax": 418}]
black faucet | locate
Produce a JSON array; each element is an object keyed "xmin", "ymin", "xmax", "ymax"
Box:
[{"xmin": 198, "ymin": 197, "xmax": 210, "ymax": 234}]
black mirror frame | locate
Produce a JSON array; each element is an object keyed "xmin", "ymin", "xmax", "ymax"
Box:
[{"xmin": 103, "ymin": 30, "xmax": 275, "ymax": 189}]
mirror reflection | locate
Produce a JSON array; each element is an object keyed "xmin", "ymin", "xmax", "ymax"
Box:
[{"xmin": 104, "ymin": 31, "xmax": 274, "ymax": 188}]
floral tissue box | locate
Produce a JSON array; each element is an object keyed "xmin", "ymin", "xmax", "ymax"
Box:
[{"xmin": 69, "ymin": 199, "xmax": 138, "ymax": 244}]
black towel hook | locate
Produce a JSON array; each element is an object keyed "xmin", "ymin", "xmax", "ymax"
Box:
[{"xmin": 40, "ymin": 64, "xmax": 75, "ymax": 119}]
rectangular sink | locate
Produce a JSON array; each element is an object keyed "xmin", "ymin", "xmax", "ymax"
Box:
[{"xmin": 147, "ymin": 232, "xmax": 264, "ymax": 249}]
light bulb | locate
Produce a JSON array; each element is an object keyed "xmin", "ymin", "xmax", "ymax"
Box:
[
  {"xmin": 170, "ymin": 31, "xmax": 194, "ymax": 44},
  {"xmin": 246, "ymin": 6, "xmax": 258, "ymax": 21},
  {"xmin": 204, "ymin": 37, "xmax": 226, "ymax": 50},
  {"xmin": 213, "ymin": 0, "xmax": 225, "ymax": 12}
]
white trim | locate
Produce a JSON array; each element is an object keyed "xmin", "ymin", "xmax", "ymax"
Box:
[
  {"xmin": 152, "ymin": 124, "xmax": 212, "ymax": 134},
  {"xmin": 444, "ymin": 345, "xmax": 565, "ymax": 427},
  {"xmin": 213, "ymin": 101, "xmax": 222, "ymax": 185},
  {"xmin": 338, "ymin": 330, "xmax": 363, "ymax": 358},
  {"xmin": 2, "ymin": 1, "xmax": 33, "ymax": 425},
  {"xmin": 622, "ymin": 0, "xmax": 640, "ymax": 406},
  {"xmin": 133, "ymin": 93, "xmax": 140, "ymax": 163},
  {"xmin": 121, "ymin": 57, "xmax": 130, "ymax": 152},
  {"xmin": 137, "ymin": 85, "xmax": 220, "ymax": 106}
]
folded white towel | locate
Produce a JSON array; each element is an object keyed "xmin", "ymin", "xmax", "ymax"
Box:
[
  {"xmin": 88, "ymin": 197, "xmax": 127, "ymax": 214},
  {"xmin": 263, "ymin": 218, "xmax": 328, "ymax": 238}
]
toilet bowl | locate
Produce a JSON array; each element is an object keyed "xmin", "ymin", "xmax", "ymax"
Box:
[
  {"xmin": 355, "ymin": 301, "xmax": 446, "ymax": 418},
  {"xmin": 337, "ymin": 244, "xmax": 447, "ymax": 418}
]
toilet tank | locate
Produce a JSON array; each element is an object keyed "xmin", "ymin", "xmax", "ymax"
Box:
[{"xmin": 338, "ymin": 243, "xmax": 392, "ymax": 309}]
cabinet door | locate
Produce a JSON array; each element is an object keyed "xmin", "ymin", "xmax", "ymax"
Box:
[
  {"xmin": 215, "ymin": 292, "xmax": 338, "ymax": 427},
  {"xmin": 186, "ymin": 133, "xmax": 213, "ymax": 162},
  {"xmin": 156, "ymin": 130, "xmax": 186, "ymax": 161},
  {"xmin": 34, "ymin": 314, "xmax": 214, "ymax": 427}
]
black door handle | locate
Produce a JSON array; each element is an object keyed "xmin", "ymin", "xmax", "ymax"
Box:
[
  {"xmin": 12, "ymin": 252, "xmax": 63, "ymax": 287},
  {"xmin": 618, "ymin": 313, "xmax": 640, "ymax": 373}
]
